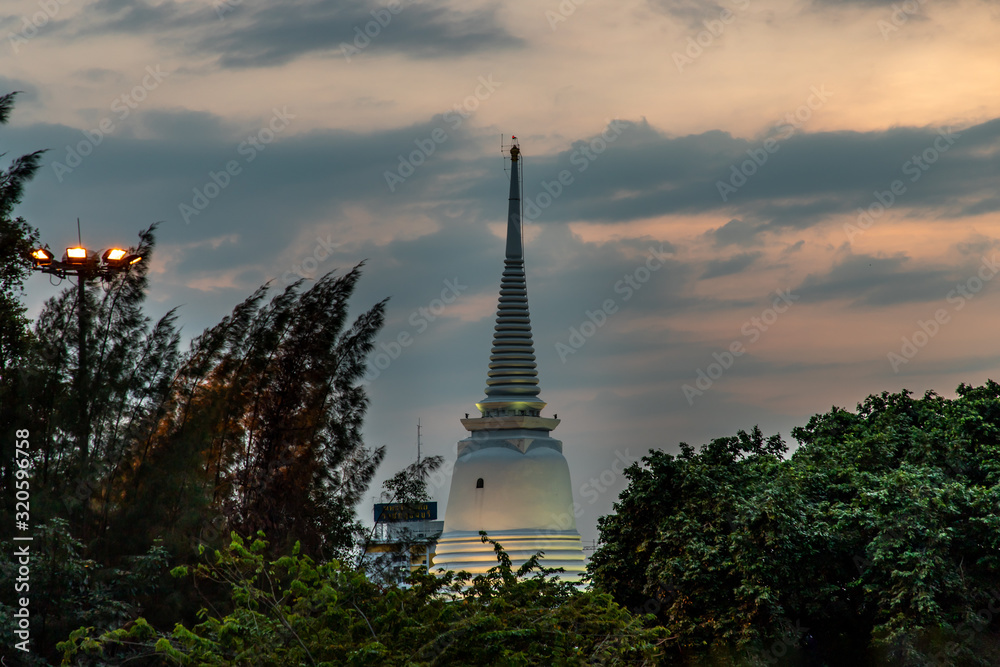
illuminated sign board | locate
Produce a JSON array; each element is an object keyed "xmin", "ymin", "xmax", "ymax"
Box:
[{"xmin": 374, "ymin": 502, "xmax": 438, "ymax": 522}]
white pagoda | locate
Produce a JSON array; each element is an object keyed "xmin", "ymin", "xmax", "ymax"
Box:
[{"xmin": 432, "ymin": 139, "xmax": 586, "ymax": 578}]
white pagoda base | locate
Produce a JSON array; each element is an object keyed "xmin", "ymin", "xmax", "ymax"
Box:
[
  {"xmin": 432, "ymin": 429, "xmax": 586, "ymax": 579},
  {"xmin": 433, "ymin": 529, "xmax": 585, "ymax": 576}
]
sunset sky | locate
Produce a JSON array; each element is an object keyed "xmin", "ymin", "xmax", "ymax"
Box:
[{"xmin": 4, "ymin": 0, "xmax": 1000, "ymax": 547}]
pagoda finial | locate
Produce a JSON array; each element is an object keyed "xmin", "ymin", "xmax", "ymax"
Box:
[
  {"xmin": 476, "ymin": 136, "xmax": 545, "ymax": 415},
  {"xmin": 505, "ymin": 136, "xmax": 522, "ymax": 261}
]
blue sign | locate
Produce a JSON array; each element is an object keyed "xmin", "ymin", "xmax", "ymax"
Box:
[{"xmin": 374, "ymin": 502, "xmax": 437, "ymax": 522}]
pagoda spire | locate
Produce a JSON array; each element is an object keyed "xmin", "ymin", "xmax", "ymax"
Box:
[
  {"xmin": 436, "ymin": 134, "xmax": 584, "ymax": 579},
  {"xmin": 476, "ymin": 138, "xmax": 545, "ymax": 416}
]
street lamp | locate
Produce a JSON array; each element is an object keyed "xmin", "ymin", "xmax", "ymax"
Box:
[
  {"xmin": 27, "ymin": 241, "xmax": 142, "ymax": 469},
  {"xmin": 102, "ymin": 248, "xmax": 141, "ymax": 269},
  {"xmin": 31, "ymin": 245, "xmax": 142, "ymax": 280},
  {"xmin": 31, "ymin": 248, "xmax": 54, "ymax": 266}
]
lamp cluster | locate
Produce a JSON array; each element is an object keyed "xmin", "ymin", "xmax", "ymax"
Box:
[{"xmin": 30, "ymin": 245, "xmax": 141, "ymax": 280}]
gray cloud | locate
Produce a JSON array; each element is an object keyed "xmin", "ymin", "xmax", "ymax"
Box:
[
  {"xmin": 138, "ymin": 108, "xmax": 240, "ymax": 142},
  {"xmin": 706, "ymin": 218, "xmax": 764, "ymax": 247},
  {"xmin": 14, "ymin": 108, "xmax": 1000, "ymax": 336},
  {"xmin": 214, "ymin": 2, "xmax": 519, "ymax": 68},
  {"xmin": 808, "ymin": 0, "xmax": 928, "ymax": 7},
  {"xmin": 49, "ymin": 0, "xmax": 521, "ymax": 68},
  {"xmin": 953, "ymin": 233, "xmax": 1000, "ymax": 258},
  {"xmin": 503, "ymin": 117, "xmax": 1000, "ymax": 232},
  {"xmin": 647, "ymin": 0, "xmax": 732, "ymax": 29},
  {"xmin": 701, "ymin": 251, "xmax": 762, "ymax": 279},
  {"xmin": 73, "ymin": 68, "xmax": 124, "ymax": 83},
  {"xmin": 794, "ymin": 252, "xmax": 956, "ymax": 307}
]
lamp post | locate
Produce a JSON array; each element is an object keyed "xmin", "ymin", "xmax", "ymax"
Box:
[{"xmin": 29, "ymin": 244, "xmax": 141, "ymax": 468}]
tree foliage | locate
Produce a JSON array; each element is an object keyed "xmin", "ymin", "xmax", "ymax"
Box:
[
  {"xmin": 5, "ymin": 198, "xmax": 389, "ymax": 660},
  {"xmin": 589, "ymin": 384, "xmax": 1000, "ymax": 665},
  {"xmin": 0, "ymin": 90, "xmax": 44, "ymax": 516},
  {"xmin": 111, "ymin": 264, "xmax": 388, "ymax": 560},
  {"xmin": 60, "ymin": 531, "xmax": 665, "ymax": 666},
  {"xmin": 20, "ymin": 238, "xmax": 387, "ymax": 558},
  {"xmin": 380, "ymin": 455, "xmax": 445, "ymax": 504},
  {"xmin": 0, "ymin": 517, "xmax": 169, "ymax": 663},
  {"xmin": 26, "ymin": 225, "xmax": 179, "ymax": 531}
]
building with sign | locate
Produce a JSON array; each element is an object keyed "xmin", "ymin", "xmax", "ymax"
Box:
[
  {"xmin": 432, "ymin": 139, "xmax": 587, "ymax": 578},
  {"xmin": 364, "ymin": 501, "xmax": 443, "ymax": 579}
]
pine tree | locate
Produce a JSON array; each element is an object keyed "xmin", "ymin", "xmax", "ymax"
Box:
[
  {"xmin": 117, "ymin": 265, "xmax": 388, "ymax": 560},
  {"xmin": 0, "ymin": 91, "xmax": 44, "ymax": 519}
]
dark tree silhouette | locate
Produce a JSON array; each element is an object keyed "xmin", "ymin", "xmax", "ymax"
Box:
[
  {"xmin": 115, "ymin": 264, "xmax": 388, "ymax": 560},
  {"xmin": 0, "ymin": 91, "xmax": 44, "ymax": 518}
]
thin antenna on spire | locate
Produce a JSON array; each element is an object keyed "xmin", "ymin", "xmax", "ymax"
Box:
[
  {"xmin": 519, "ymin": 142, "xmax": 524, "ymax": 262},
  {"xmin": 77, "ymin": 218, "xmax": 82, "ymax": 246},
  {"xmin": 417, "ymin": 418, "xmax": 421, "ymax": 465},
  {"xmin": 501, "ymin": 134, "xmax": 511, "ymax": 179}
]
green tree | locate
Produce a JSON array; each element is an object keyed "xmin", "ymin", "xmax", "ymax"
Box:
[
  {"xmin": 590, "ymin": 384, "xmax": 1000, "ymax": 665},
  {"xmin": 13, "ymin": 241, "xmax": 389, "ymax": 660},
  {"xmin": 60, "ymin": 531, "xmax": 666, "ymax": 666},
  {"xmin": 380, "ymin": 455, "xmax": 445, "ymax": 504},
  {"xmin": 0, "ymin": 517, "xmax": 169, "ymax": 664},
  {"xmin": 4, "ymin": 224, "xmax": 181, "ymax": 663}
]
